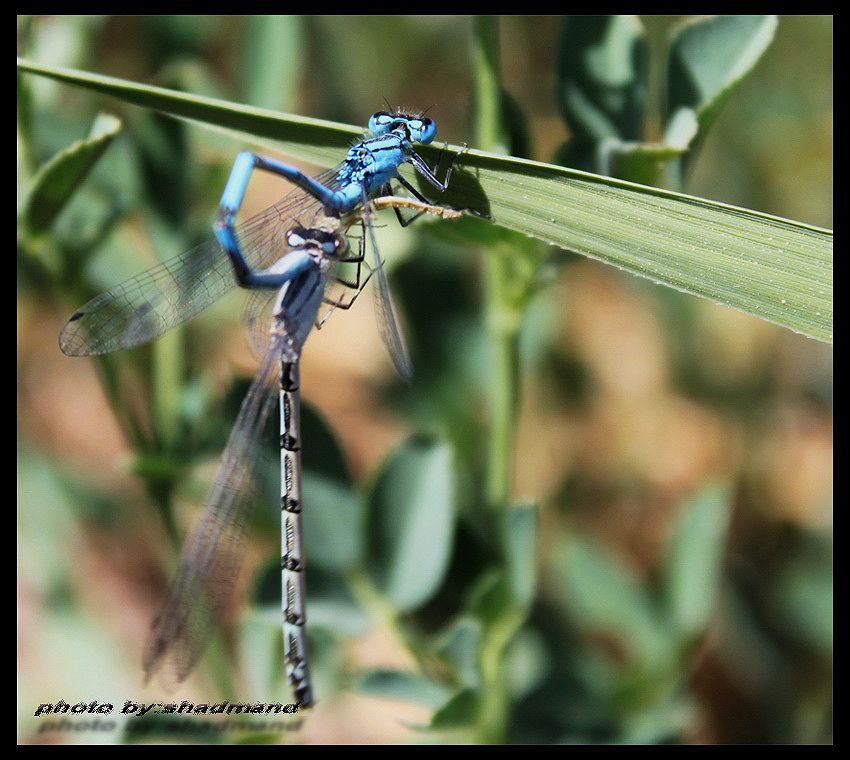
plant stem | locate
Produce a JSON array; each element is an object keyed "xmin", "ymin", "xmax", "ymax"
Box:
[
  {"xmin": 484, "ymin": 250, "xmax": 520, "ymax": 514},
  {"xmin": 470, "ymin": 15, "xmax": 523, "ymax": 745},
  {"xmin": 472, "ymin": 16, "xmax": 516, "ymax": 516}
]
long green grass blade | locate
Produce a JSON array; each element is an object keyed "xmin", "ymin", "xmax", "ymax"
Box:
[
  {"xmin": 17, "ymin": 58, "xmax": 832, "ymax": 343},
  {"xmin": 451, "ymin": 155, "xmax": 831, "ymax": 343}
]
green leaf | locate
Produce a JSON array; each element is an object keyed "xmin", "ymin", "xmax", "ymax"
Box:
[
  {"xmin": 555, "ymin": 15, "xmax": 648, "ymax": 144},
  {"xmin": 661, "ymin": 482, "xmax": 732, "ymax": 639},
  {"xmin": 302, "ymin": 473, "xmax": 362, "ymax": 572},
  {"xmin": 281, "ymin": 402, "xmax": 363, "ymax": 573},
  {"xmin": 239, "ymin": 611, "xmax": 287, "ymax": 697},
  {"xmin": 20, "ymin": 111, "xmax": 122, "ymax": 235},
  {"xmin": 556, "ymin": 534, "xmax": 671, "ymax": 670},
  {"xmin": 17, "ymin": 58, "xmax": 832, "ymax": 343},
  {"xmin": 355, "ymin": 669, "xmax": 453, "ymax": 708},
  {"xmin": 466, "ymin": 570, "xmax": 513, "ymax": 630},
  {"xmin": 301, "ymin": 566, "xmax": 372, "ymax": 637},
  {"xmin": 437, "ymin": 617, "xmax": 484, "ymax": 689},
  {"xmin": 604, "ymin": 140, "xmax": 689, "ymax": 187},
  {"xmin": 430, "ymin": 687, "xmax": 480, "ymax": 728},
  {"xmin": 366, "ymin": 435, "xmax": 455, "ymax": 611},
  {"xmin": 668, "ymin": 15, "xmax": 778, "ymax": 134},
  {"xmin": 450, "ymin": 158, "xmax": 832, "ymax": 344},
  {"xmin": 662, "ymin": 106, "xmax": 700, "ymax": 149}
]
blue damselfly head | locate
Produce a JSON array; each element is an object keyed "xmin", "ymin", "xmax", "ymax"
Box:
[{"xmin": 368, "ymin": 111, "xmax": 437, "ymax": 145}]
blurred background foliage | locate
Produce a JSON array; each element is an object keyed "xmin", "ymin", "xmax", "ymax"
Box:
[{"xmin": 18, "ymin": 15, "xmax": 831, "ymax": 745}]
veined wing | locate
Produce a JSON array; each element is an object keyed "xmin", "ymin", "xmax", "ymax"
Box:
[
  {"xmin": 359, "ymin": 199, "xmax": 414, "ymax": 383},
  {"xmin": 360, "ymin": 197, "xmax": 462, "ymax": 382},
  {"xmin": 142, "ymin": 334, "xmax": 281, "ymax": 684},
  {"xmin": 242, "ymin": 288, "xmax": 279, "ymax": 360},
  {"xmin": 59, "ymin": 164, "xmax": 344, "ymax": 357}
]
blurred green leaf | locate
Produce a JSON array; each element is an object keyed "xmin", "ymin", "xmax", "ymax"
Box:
[
  {"xmin": 556, "ymin": 534, "xmax": 670, "ymax": 670},
  {"xmin": 661, "ymin": 482, "xmax": 732, "ymax": 639},
  {"xmin": 430, "ymin": 687, "xmax": 480, "ymax": 728},
  {"xmin": 19, "ymin": 111, "xmax": 122, "ymax": 236},
  {"xmin": 437, "ymin": 617, "xmax": 484, "ymax": 689},
  {"xmin": 605, "ymin": 140, "xmax": 688, "ymax": 186},
  {"xmin": 355, "ymin": 669, "xmax": 453, "ymax": 708},
  {"xmin": 668, "ymin": 15, "xmax": 778, "ymax": 135},
  {"xmin": 239, "ymin": 611, "xmax": 287, "ymax": 697},
  {"xmin": 466, "ymin": 570, "xmax": 513, "ymax": 631},
  {"xmin": 366, "ymin": 435, "xmax": 455, "ymax": 611},
  {"xmin": 662, "ymin": 106, "xmax": 700, "ymax": 149},
  {"xmin": 302, "ymin": 473, "xmax": 362, "ymax": 572},
  {"xmin": 301, "ymin": 566, "xmax": 371, "ymax": 637},
  {"xmin": 555, "ymin": 15, "xmax": 647, "ymax": 145}
]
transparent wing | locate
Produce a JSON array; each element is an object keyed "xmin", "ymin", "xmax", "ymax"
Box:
[
  {"xmin": 242, "ymin": 288, "xmax": 278, "ymax": 360},
  {"xmin": 59, "ymin": 165, "xmax": 343, "ymax": 357},
  {"xmin": 360, "ymin": 204, "xmax": 413, "ymax": 382},
  {"xmin": 142, "ymin": 337, "xmax": 281, "ymax": 684}
]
